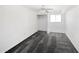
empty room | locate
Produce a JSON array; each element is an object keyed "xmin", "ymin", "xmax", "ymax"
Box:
[{"xmin": 0, "ymin": 5, "xmax": 79, "ymax": 53}]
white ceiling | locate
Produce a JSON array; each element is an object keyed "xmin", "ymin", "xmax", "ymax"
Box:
[{"xmin": 25, "ymin": 5, "xmax": 77, "ymax": 14}]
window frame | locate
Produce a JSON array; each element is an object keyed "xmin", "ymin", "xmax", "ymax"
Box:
[{"xmin": 49, "ymin": 14, "xmax": 61, "ymax": 22}]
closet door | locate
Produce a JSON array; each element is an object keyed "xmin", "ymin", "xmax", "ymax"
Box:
[{"xmin": 37, "ymin": 15, "xmax": 48, "ymax": 31}]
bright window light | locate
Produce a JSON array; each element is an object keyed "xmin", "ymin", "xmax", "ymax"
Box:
[
  {"xmin": 50, "ymin": 15, "xmax": 61, "ymax": 22},
  {"xmin": 50, "ymin": 15, "xmax": 55, "ymax": 22}
]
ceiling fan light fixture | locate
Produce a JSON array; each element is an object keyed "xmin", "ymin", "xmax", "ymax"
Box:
[{"xmin": 38, "ymin": 5, "xmax": 55, "ymax": 15}]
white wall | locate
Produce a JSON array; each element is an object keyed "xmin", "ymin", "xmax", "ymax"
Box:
[
  {"xmin": 37, "ymin": 15, "xmax": 48, "ymax": 31},
  {"xmin": 66, "ymin": 6, "xmax": 79, "ymax": 52},
  {"xmin": 0, "ymin": 6, "xmax": 38, "ymax": 53},
  {"xmin": 37, "ymin": 14, "xmax": 65, "ymax": 33},
  {"xmin": 48, "ymin": 14, "xmax": 65, "ymax": 33}
]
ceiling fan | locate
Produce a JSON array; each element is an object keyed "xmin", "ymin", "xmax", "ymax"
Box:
[
  {"xmin": 38, "ymin": 5, "xmax": 62, "ymax": 15},
  {"xmin": 38, "ymin": 5, "xmax": 55, "ymax": 15}
]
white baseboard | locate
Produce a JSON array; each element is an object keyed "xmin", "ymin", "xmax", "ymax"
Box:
[{"xmin": 66, "ymin": 33, "xmax": 79, "ymax": 52}]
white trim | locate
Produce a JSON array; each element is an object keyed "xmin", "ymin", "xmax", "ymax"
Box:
[{"xmin": 66, "ymin": 32, "xmax": 79, "ymax": 52}]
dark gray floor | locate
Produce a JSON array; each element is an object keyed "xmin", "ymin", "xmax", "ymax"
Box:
[{"xmin": 11, "ymin": 31, "xmax": 78, "ymax": 53}]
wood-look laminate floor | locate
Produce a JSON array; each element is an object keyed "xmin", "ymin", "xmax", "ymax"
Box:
[{"xmin": 10, "ymin": 31, "xmax": 78, "ymax": 53}]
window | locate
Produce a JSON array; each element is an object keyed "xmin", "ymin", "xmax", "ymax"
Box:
[{"xmin": 50, "ymin": 15, "xmax": 61, "ymax": 22}]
